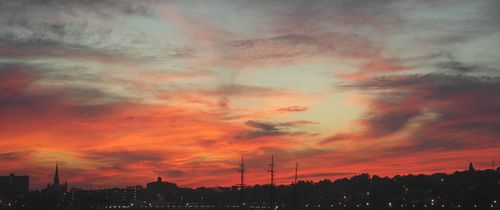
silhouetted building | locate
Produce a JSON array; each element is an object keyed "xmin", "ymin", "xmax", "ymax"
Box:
[
  {"xmin": 43, "ymin": 162, "xmax": 67, "ymax": 193},
  {"xmin": 146, "ymin": 177, "xmax": 177, "ymax": 202},
  {"xmin": 125, "ymin": 185, "xmax": 144, "ymax": 203},
  {"xmin": 469, "ymin": 162, "xmax": 475, "ymax": 172},
  {"xmin": 0, "ymin": 173, "xmax": 29, "ymax": 196},
  {"xmin": 4, "ymin": 162, "xmax": 500, "ymax": 209}
]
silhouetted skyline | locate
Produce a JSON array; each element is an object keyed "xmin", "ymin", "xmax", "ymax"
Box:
[
  {"xmin": 1, "ymin": 162, "xmax": 499, "ymax": 209},
  {"xmin": 3, "ymin": 160, "xmax": 500, "ymax": 191}
]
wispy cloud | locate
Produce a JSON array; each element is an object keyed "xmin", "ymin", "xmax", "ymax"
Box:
[{"xmin": 277, "ymin": 106, "xmax": 308, "ymax": 113}]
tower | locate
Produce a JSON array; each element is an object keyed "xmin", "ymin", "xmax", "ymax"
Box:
[
  {"xmin": 237, "ymin": 155, "xmax": 246, "ymax": 205},
  {"xmin": 54, "ymin": 161, "xmax": 60, "ymax": 187},
  {"xmin": 469, "ymin": 162, "xmax": 475, "ymax": 172},
  {"xmin": 267, "ymin": 155, "xmax": 275, "ymax": 207},
  {"xmin": 293, "ymin": 162, "xmax": 299, "ymax": 208},
  {"xmin": 294, "ymin": 162, "xmax": 298, "ymax": 184},
  {"xmin": 268, "ymin": 155, "xmax": 275, "ymax": 186},
  {"xmin": 43, "ymin": 161, "xmax": 67, "ymax": 193},
  {"xmin": 237, "ymin": 155, "xmax": 245, "ymax": 188}
]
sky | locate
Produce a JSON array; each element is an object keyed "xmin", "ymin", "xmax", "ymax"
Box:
[{"xmin": 1, "ymin": 0, "xmax": 500, "ymax": 190}]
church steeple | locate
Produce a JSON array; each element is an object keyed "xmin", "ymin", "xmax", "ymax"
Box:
[
  {"xmin": 43, "ymin": 161, "xmax": 67, "ymax": 193},
  {"xmin": 54, "ymin": 161, "xmax": 60, "ymax": 186},
  {"xmin": 469, "ymin": 162, "xmax": 475, "ymax": 172}
]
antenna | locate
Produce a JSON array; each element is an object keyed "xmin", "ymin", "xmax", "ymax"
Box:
[
  {"xmin": 267, "ymin": 155, "xmax": 275, "ymax": 207},
  {"xmin": 237, "ymin": 155, "xmax": 245, "ymax": 188},
  {"xmin": 237, "ymin": 155, "xmax": 246, "ymax": 205},
  {"xmin": 268, "ymin": 155, "xmax": 275, "ymax": 186},
  {"xmin": 293, "ymin": 162, "xmax": 299, "ymax": 208},
  {"xmin": 294, "ymin": 162, "xmax": 298, "ymax": 184}
]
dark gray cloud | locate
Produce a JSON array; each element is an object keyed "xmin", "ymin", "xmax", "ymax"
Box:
[
  {"xmin": 83, "ymin": 150, "xmax": 166, "ymax": 171},
  {"xmin": 238, "ymin": 120, "xmax": 286, "ymax": 139},
  {"xmin": 0, "ymin": 1, "xmax": 195, "ymax": 64},
  {"xmin": 249, "ymin": 0, "xmax": 404, "ymax": 34},
  {"xmin": 363, "ymin": 108, "xmax": 421, "ymax": 137},
  {"xmin": 0, "ymin": 35, "xmax": 184, "ymax": 64},
  {"xmin": 245, "ymin": 120, "xmax": 279, "ymax": 132},
  {"xmin": 0, "ymin": 0, "xmax": 156, "ymax": 23},
  {"xmin": 280, "ymin": 120, "xmax": 318, "ymax": 127},
  {"xmin": 0, "ymin": 151, "xmax": 32, "ymax": 161},
  {"xmin": 393, "ymin": 136, "xmax": 467, "ymax": 154},
  {"xmin": 320, "ymin": 133, "xmax": 355, "ymax": 144},
  {"xmin": 340, "ymin": 74, "xmax": 500, "ymax": 92},
  {"xmin": 226, "ymin": 33, "xmax": 379, "ymax": 61},
  {"xmin": 0, "ymin": 1, "xmax": 144, "ymax": 47},
  {"xmin": 85, "ymin": 150, "xmax": 165, "ymax": 163},
  {"xmin": 334, "ymin": 73, "xmax": 500, "ymax": 155},
  {"xmin": 436, "ymin": 61, "xmax": 496, "ymax": 73},
  {"xmin": 247, "ymin": 0, "xmax": 500, "ymax": 72},
  {"xmin": 0, "ymin": 63, "xmax": 136, "ymax": 136},
  {"xmin": 211, "ymin": 84, "xmax": 288, "ymax": 97},
  {"xmin": 0, "ymin": 36, "xmax": 118, "ymax": 59},
  {"xmin": 277, "ymin": 106, "xmax": 308, "ymax": 113},
  {"xmin": 236, "ymin": 120, "xmax": 317, "ymax": 139}
]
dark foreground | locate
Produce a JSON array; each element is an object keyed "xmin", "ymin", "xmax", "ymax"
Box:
[{"xmin": 2, "ymin": 168, "xmax": 499, "ymax": 210}]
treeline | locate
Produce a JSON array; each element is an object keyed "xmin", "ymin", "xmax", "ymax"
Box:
[
  {"xmin": 2, "ymin": 169, "xmax": 500, "ymax": 209},
  {"xmin": 178, "ymin": 169, "xmax": 500, "ymax": 208}
]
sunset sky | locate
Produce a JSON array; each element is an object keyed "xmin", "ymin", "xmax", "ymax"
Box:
[{"xmin": 1, "ymin": 0, "xmax": 500, "ymax": 190}]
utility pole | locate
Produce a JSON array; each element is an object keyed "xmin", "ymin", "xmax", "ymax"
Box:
[
  {"xmin": 294, "ymin": 162, "xmax": 298, "ymax": 184},
  {"xmin": 493, "ymin": 158, "xmax": 495, "ymax": 170},
  {"xmin": 267, "ymin": 155, "xmax": 275, "ymax": 208},
  {"xmin": 237, "ymin": 155, "xmax": 246, "ymax": 205},
  {"xmin": 293, "ymin": 162, "xmax": 299, "ymax": 209}
]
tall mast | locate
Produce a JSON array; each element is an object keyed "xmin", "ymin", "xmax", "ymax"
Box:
[
  {"xmin": 268, "ymin": 155, "xmax": 275, "ymax": 186},
  {"xmin": 267, "ymin": 155, "xmax": 275, "ymax": 207},
  {"xmin": 237, "ymin": 155, "xmax": 245, "ymax": 188},
  {"xmin": 294, "ymin": 162, "xmax": 298, "ymax": 184},
  {"xmin": 293, "ymin": 162, "xmax": 299, "ymax": 208},
  {"xmin": 237, "ymin": 155, "xmax": 246, "ymax": 205}
]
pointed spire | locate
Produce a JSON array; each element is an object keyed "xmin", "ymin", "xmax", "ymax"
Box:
[
  {"xmin": 54, "ymin": 161, "xmax": 60, "ymax": 186},
  {"xmin": 469, "ymin": 162, "xmax": 475, "ymax": 172},
  {"xmin": 294, "ymin": 162, "xmax": 298, "ymax": 184}
]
